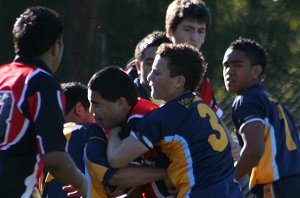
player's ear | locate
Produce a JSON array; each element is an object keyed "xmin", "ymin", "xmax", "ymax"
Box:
[
  {"xmin": 74, "ymin": 102, "xmax": 85, "ymax": 116},
  {"xmin": 51, "ymin": 39, "xmax": 61, "ymax": 56},
  {"xmin": 117, "ymin": 97, "xmax": 130, "ymax": 111},
  {"xmin": 252, "ymin": 64, "xmax": 263, "ymax": 79},
  {"xmin": 174, "ymin": 75, "xmax": 185, "ymax": 89}
]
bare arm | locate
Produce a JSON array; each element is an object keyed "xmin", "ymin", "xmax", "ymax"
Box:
[
  {"xmin": 234, "ymin": 121, "xmax": 265, "ymax": 180},
  {"xmin": 42, "ymin": 151, "xmax": 87, "ymax": 197},
  {"xmin": 107, "ymin": 127, "xmax": 149, "ymax": 168},
  {"xmin": 109, "ymin": 165, "xmax": 167, "ymax": 188}
]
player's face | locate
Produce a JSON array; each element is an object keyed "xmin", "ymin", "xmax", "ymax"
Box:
[
  {"xmin": 222, "ymin": 49, "xmax": 261, "ymax": 94},
  {"xmin": 88, "ymin": 90, "xmax": 124, "ymax": 129},
  {"xmin": 147, "ymin": 55, "xmax": 182, "ymax": 102},
  {"xmin": 167, "ymin": 18, "xmax": 206, "ymax": 49},
  {"xmin": 138, "ymin": 46, "xmax": 157, "ymax": 90}
]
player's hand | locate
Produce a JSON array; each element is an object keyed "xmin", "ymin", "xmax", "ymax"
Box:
[{"xmin": 231, "ymin": 141, "xmax": 241, "ymax": 161}]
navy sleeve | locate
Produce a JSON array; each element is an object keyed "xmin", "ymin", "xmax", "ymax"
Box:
[
  {"xmin": 85, "ymin": 126, "xmax": 117, "ymax": 185},
  {"xmin": 27, "ymin": 72, "xmax": 66, "ymax": 153}
]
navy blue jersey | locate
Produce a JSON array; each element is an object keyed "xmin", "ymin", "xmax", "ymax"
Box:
[
  {"xmin": 0, "ymin": 57, "xmax": 66, "ymax": 197},
  {"xmin": 131, "ymin": 93, "xmax": 243, "ymax": 198},
  {"xmin": 42, "ymin": 122, "xmax": 116, "ymax": 198},
  {"xmin": 232, "ymin": 84, "xmax": 300, "ymax": 189}
]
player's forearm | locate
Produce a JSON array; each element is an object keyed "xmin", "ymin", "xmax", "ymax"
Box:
[
  {"xmin": 109, "ymin": 165, "xmax": 167, "ymax": 188},
  {"xmin": 42, "ymin": 151, "xmax": 87, "ymax": 196},
  {"xmin": 107, "ymin": 127, "xmax": 122, "ymax": 164},
  {"xmin": 107, "ymin": 129, "xmax": 148, "ymax": 168},
  {"xmin": 234, "ymin": 146, "xmax": 263, "ymax": 180},
  {"xmin": 107, "ymin": 127, "xmax": 129, "ymax": 168}
]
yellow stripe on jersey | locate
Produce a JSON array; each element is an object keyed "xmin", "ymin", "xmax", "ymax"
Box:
[
  {"xmin": 249, "ymin": 121, "xmax": 279, "ymax": 188},
  {"xmin": 277, "ymin": 104, "xmax": 297, "ymax": 151},
  {"xmin": 63, "ymin": 122, "xmax": 83, "ymax": 141},
  {"xmin": 44, "ymin": 173, "xmax": 54, "ymax": 183},
  {"xmin": 158, "ymin": 138, "xmax": 193, "ymax": 197},
  {"xmin": 86, "ymin": 156, "xmax": 108, "ymax": 198}
]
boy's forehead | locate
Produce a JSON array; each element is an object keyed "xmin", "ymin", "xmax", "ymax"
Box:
[
  {"xmin": 224, "ymin": 48, "xmax": 234, "ymax": 58},
  {"xmin": 153, "ymin": 54, "xmax": 165, "ymax": 66},
  {"xmin": 180, "ymin": 17, "xmax": 206, "ymax": 27},
  {"xmin": 223, "ymin": 49, "xmax": 249, "ymax": 63}
]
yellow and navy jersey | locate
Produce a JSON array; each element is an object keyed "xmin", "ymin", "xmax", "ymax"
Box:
[
  {"xmin": 0, "ymin": 57, "xmax": 66, "ymax": 197},
  {"xmin": 232, "ymin": 84, "xmax": 300, "ymax": 188},
  {"xmin": 131, "ymin": 93, "xmax": 242, "ymax": 198},
  {"xmin": 43, "ymin": 122, "xmax": 116, "ymax": 198}
]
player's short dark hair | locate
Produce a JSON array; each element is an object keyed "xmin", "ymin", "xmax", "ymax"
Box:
[
  {"xmin": 166, "ymin": 0, "xmax": 211, "ymax": 32},
  {"xmin": 156, "ymin": 43, "xmax": 206, "ymax": 91},
  {"xmin": 13, "ymin": 6, "xmax": 63, "ymax": 58},
  {"xmin": 88, "ymin": 66, "xmax": 138, "ymax": 107},
  {"xmin": 134, "ymin": 31, "xmax": 171, "ymax": 60},
  {"xmin": 61, "ymin": 82, "xmax": 89, "ymax": 115},
  {"xmin": 228, "ymin": 37, "xmax": 267, "ymax": 78}
]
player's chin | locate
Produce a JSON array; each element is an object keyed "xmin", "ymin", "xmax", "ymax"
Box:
[
  {"xmin": 226, "ymin": 84, "xmax": 237, "ymax": 93},
  {"xmin": 225, "ymin": 81, "xmax": 234, "ymax": 92}
]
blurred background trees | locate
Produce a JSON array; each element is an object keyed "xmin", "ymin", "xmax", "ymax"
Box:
[{"xmin": 0, "ymin": 0, "xmax": 299, "ymax": 131}]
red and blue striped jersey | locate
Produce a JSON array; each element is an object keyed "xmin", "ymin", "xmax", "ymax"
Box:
[{"xmin": 0, "ymin": 57, "xmax": 66, "ymax": 197}]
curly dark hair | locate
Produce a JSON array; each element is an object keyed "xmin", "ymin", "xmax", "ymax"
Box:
[
  {"xmin": 228, "ymin": 37, "xmax": 267, "ymax": 79},
  {"xmin": 13, "ymin": 6, "xmax": 63, "ymax": 58},
  {"xmin": 157, "ymin": 43, "xmax": 206, "ymax": 92}
]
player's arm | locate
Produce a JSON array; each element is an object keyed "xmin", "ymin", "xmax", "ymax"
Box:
[
  {"xmin": 42, "ymin": 151, "xmax": 87, "ymax": 197},
  {"xmin": 85, "ymin": 129, "xmax": 167, "ymax": 188},
  {"xmin": 108, "ymin": 165, "xmax": 167, "ymax": 188},
  {"xmin": 234, "ymin": 121, "xmax": 265, "ymax": 180},
  {"xmin": 107, "ymin": 127, "xmax": 148, "ymax": 168}
]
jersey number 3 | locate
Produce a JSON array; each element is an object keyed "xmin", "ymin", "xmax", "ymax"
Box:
[{"xmin": 197, "ymin": 103, "xmax": 228, "ymax": 152}]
